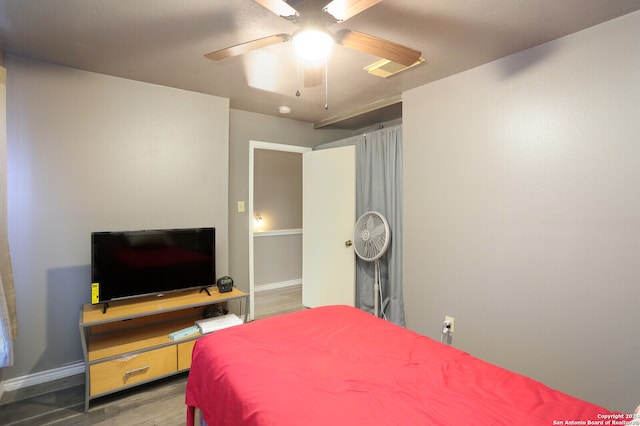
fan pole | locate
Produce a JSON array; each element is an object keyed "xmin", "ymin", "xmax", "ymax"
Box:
[{"xmin": 374, "ymin": 260, "xmax": 379, "ymax": 317}]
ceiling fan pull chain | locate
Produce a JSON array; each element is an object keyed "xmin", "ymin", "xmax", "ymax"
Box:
[
  {"xmin": 324, "ymin": 58, "xmax": 329, "ymax": 110},
  {"xmin": 296, "ymin": 59, "xmax": 301, "ymax": 97}
]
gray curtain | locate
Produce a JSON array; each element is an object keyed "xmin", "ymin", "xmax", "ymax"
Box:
[{"xmin": 314, "ymin": 125, "xmax": 404, "ymax": 326}]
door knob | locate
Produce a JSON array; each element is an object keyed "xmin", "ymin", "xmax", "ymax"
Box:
[{"xmin": 345, "ymin": 240, "xmax": 353, "ymax": 247}]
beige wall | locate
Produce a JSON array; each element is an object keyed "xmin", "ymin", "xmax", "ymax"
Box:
[
  {"xmin": 403, "ymin": 10, "xmax": 640, "ymax": 412},
  {"xmin": 254, "ymin": 234, "xmax": 302, "ymax": 286},
  {"xmin": 6, "ymin": 57, "xmax": 229, "ymax": 379},
  {"xmin": 253, "ymin": 149, "xmax": 302, "ymax": 231}
]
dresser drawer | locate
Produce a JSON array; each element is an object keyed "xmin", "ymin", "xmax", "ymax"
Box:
[
  {"xmin": 89, "ymin": 346, "xmax": 177, "ymax": 396},
  {"xmin": 177, "ymin": 339, "xmax": 198, "ymax": 371}
]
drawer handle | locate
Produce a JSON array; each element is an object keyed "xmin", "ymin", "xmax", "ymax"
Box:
[{"xmin": 124, "ymin": 365, "xmax": 150, "ymax": 381}]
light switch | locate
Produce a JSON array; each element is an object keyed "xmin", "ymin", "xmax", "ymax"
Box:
[{"xmin": 237, "ymin": 201, "xmax": 245, "ymax": 213}]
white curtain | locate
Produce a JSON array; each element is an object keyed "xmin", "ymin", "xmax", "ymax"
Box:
[
  {"xmin": 315, "ymin": 125, "xmax": 404, "ymax": 326},
  {"xmin": 0, "ymin": 274, "xmax": 11, "ymax": 367},
  {"xmin": 1, "ymin": 55, "xmax": 16, "ymax": 368}
]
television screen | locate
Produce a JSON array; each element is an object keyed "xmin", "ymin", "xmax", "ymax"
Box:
[{"xmin": 91, "ymin": 227, "xmax": 215, "ymax": 304}]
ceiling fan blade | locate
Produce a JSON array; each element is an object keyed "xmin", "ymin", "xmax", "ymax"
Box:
[
  {"xmin": 304, "ymin": 63, "xmax": 325, "ymax": 87},
  {"xmin": 253, "ymin": 0, "xmax": 299, "ymax": 19},
  {"xmin": 324, "ymin": 0, "xmax": 382, "ymax": 22},
  {"xmin": 204, "ymin": 34, "xmax": 290, "ymax": 61},
  {"xmin": 336, "ymin": 29, "xmax": 421, "ymax": 66}
]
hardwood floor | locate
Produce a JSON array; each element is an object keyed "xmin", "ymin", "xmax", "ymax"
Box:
[
  {"xmin": 0, "ymin": 285, "xmax": 304, "ymax": 425},
  {"xmin": 0, "ymin": 372, "xmax": 189, "ymax": 426},
  {"xmin": 253, "ymin": 284, "xmax": 304, "ymax": 320}
]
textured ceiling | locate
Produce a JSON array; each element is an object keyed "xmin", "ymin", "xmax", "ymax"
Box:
[{"xmin": 1, "ymin": 0, "xmax": 639, "ymax": 128}]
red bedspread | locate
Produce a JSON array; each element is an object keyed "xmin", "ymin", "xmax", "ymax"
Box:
[{"xmin": 186, "ymin": 305, "xmax": 617, "ymax": 426}]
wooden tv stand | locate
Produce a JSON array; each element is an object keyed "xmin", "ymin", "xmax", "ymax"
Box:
[{"xmin": 78, "ymin": 287, "xmax": 248, "ymax": 412}]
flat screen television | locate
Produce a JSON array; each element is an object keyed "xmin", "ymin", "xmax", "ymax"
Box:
[{"xmin": 91, "ymin": 227, "xmax": 215, "ymax": 305}]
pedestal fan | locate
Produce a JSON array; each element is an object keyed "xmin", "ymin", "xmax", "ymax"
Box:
[{"xmin": 353, "ymin": 211, "xmax": 390, "ymax": 318}]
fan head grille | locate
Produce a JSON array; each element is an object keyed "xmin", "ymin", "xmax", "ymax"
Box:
[{"xmin": 353, "ymin": 211, "xmax": 390, "ymax": 261}]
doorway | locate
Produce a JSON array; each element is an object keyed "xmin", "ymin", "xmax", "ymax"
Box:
[{"xmin": 248, "ymin": 141, "xmax": 311, "ymax": 320}]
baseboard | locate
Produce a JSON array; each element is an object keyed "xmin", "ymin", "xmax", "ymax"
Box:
[
  {"xmin": 2, "ymin": 361, "xmax": 85, "ymax": 392},
  {"xmin": 255, "ymin": 279, "xmax": 302, "ymax": 293}
]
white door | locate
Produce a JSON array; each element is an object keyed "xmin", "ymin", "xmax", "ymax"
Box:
[{"xmin": 302, "ymin": 146, "xmax": 356, "ymax": 308}]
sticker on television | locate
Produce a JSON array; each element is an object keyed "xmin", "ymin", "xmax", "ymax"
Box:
[{"xmin": 91, "ymin": 283, "xmax": 100, "ymax": 304}]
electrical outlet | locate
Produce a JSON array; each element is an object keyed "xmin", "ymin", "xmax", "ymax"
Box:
[{"xmin": 444, "ymin": 315, "xmax": 455, "ymax": 333}]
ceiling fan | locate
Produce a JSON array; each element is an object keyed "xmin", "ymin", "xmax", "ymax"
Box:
[{"xmin": 204, "ymin": 0, "xmax": 422, "ymax": 88}]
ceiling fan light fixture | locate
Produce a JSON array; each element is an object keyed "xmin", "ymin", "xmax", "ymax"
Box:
[{"xmin": 291, "ymin": 29, "xmax": 334, "ymax": 63}]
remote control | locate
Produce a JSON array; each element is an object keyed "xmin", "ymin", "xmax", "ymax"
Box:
[{"xmin": 168, "ymin": 325, "xmax": 200, "ymax": 341}]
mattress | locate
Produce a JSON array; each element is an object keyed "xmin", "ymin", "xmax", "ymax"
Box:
[{"xmin": 186, "ymin": 305, "xmax": 617, "ymax": 425}]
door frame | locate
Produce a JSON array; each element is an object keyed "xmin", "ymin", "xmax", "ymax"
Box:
[{"xmin": 248, "ymin": 140, "xmax": 312, "ymax": 320}]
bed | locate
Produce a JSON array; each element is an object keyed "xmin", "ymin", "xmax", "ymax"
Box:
[{"xmin": 186, "ymin": 305, "xmax": 623, "ymax": 425}]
